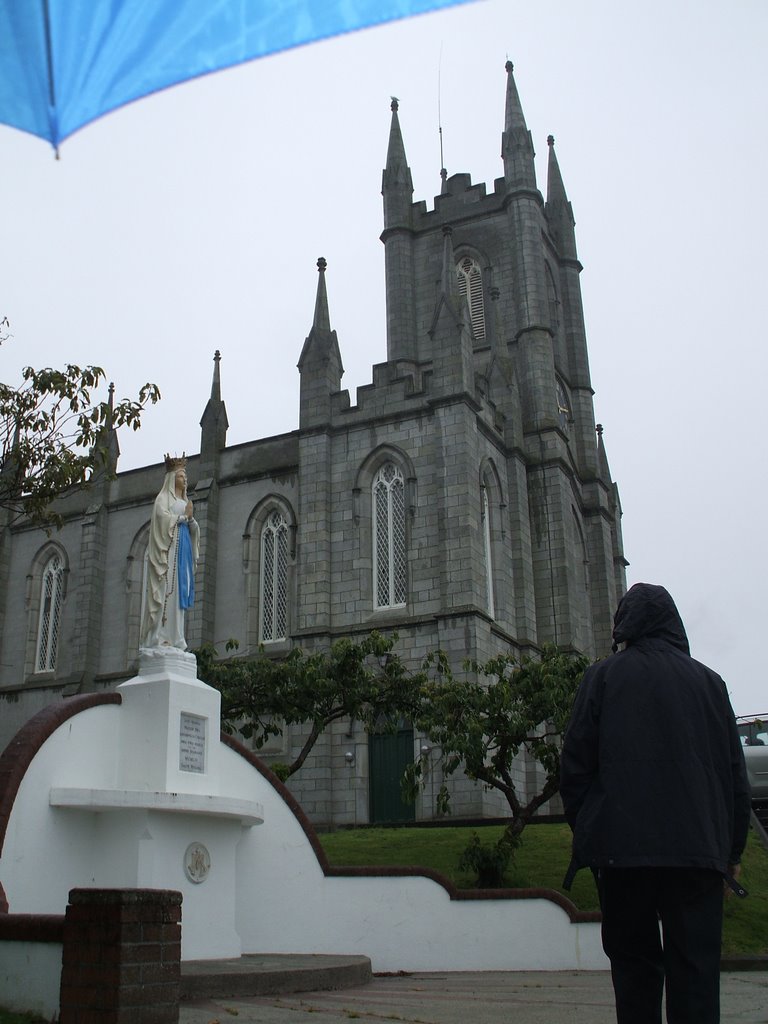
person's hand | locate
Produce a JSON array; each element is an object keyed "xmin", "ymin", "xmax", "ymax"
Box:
[
  {"xmin": 724, "ymin": 862, "xmax": 741, "ymax": 897},
  {"xmin": 185, "ymin": 500, "xmax": 193, "ymax": 519}
]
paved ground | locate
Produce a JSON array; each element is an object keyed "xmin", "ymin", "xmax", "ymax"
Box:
[{"xmin": 180, "ymin": 969, "xmax": 768, "ymax": 1024}]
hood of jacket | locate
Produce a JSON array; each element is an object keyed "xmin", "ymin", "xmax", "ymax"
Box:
[{"xmin": 612, "ymin": 583, "xmax": 690, "ymax": 654}]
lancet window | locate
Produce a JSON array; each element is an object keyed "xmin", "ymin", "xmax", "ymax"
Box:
[
  {"xmin": 260, "ymin": 510, "xmax": 289, "ymax": 642},
  {"xmin": 35, "ymin": 554, "xmax": 64, "ymax": 673},
  {"xmin": 139, "ymin": 547, "xmax": 149, "ymax": 637},
  {"xmin": 482, "ymin": 485, "xmax": 495, "ymax": 620},
  {"xmin": 545, "ymin": 262, "xmax": 560, "ymax": 333},
  {"xmin": 456, "ymin": 255, "xmax": 486, "ymax": 340},
  {"xmin": 373, "ymin": 462, "xmax": 407, "ymax": 609}
]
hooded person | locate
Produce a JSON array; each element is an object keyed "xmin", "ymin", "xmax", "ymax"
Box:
[
  {"xmin": 560, "ymin": 583, "xmax": 750, "ymax": 1024},
  {"xmin": 140, "ymin": 455, "xmax": 200, "ymax": 651}
]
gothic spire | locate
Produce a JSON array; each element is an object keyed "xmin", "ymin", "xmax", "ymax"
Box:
[
  {"xmin": 503, "ymin": 60, "xmax": 527, "ymax": 133},
  {"xmin": 596, "ymin": 423, "xmax": 612, "ymax": 485},
  {"xmin": 199, "ymin": 350, "xmax": 229, "ymax": 467},
  {"xmin": 204, "ymin": 351, "xmax": 225, "ymax": 406},
  {"xmin": 0, "ymin": 419, "xmax": 22, "ymax": 500},
  {"xmin": 297, "ymin": 258, "xmax": 344, "ymax": 377},
  {"xmin": 545, "ymin": 135, "xmax": 577, "ymax": 259},
  {"xmin": 298, "ymin": 258, "xmax": 344, "ymax": 428},
  {"xmin": 383, "ymin": 97, "xmax": 412, "ymax": 186},
  {"xmin": 546, "ymin": 135, "xmax": 567, "ymax": 204},
  {"xmin": 382, "ymin": 97, "xmax": 413, "ymax": 229},
  {"xmin": 91, "ymin": 381, "xmax": 119, "ymax": 479},
  {"xmin": 501, "ymin": 61, "xmax": 537, "ymax": 191},
  {"xmin": 429, "ymin": 225, "xmax": 474, "ymax": 395},
  {"xmin": 313, "ymin": 256, "xmax": 331, "ymax": 332},
  {"xmin": 210, "ymin": 349, "xmax": 222, "ymax": 399},
  {"xmin": 438, "ymin": 225, "xmax": 461, "ymax": 315},
  {"xmin": 428, "ymin": 225, "xmax": 464, "ymax": 336}
]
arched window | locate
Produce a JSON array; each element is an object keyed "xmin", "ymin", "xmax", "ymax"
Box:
[
  {"xmin": 35, "ymin": 554, "xmax": 64, "ymax": 673},
  {"xmin": 244, "ymin": 497, "xmax": 296, "ymax": 652},
  {"xmin": 570, "ymin": 505, "xmax": 593, "ymax": 656},
  {"xmin": 260, "ymin": 509, "xmax": 289, "ymax": 642},
  {"xmin": 123, "ymin": 522, "xmax": 151, "ymax": 665},
  {"xmin": 479, "ymin": 458, "xmax": 511, "ymax": 629},
  {"xmin": 456, "ymin": 255, "xmax": 486, "ymax": 340},
  {"xmin": 556, "ymin": 377, "xmax": 571, "ymax": 432},
  {"xmin": 139, "ymin": 547, "xmax": 150, "ymax": 637},
  {"xmin": 545, "ymin": 262, "xmax": 560, "ymax": 334},
  {"xmin": 482, "ymin": 485, "xmax": 495, "ymax": 619},
  {"xmin": 373, "ymin": 462, "xmax": 407, "ymax": 609}
]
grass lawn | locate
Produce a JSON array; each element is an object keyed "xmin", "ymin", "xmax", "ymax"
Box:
[{"xmin": 319, "ymin": 822, "xmax": 768, "ymax": 958}]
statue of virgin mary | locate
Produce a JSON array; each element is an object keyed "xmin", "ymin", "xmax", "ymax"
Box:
[{"xmin": 140, "ymin": 454, "xmax": 200, "ymax": 650}]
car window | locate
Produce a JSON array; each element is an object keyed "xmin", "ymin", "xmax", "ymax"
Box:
[{"xmin": 738, "ymin": 720, "xmax": 767, "ymax": 746}]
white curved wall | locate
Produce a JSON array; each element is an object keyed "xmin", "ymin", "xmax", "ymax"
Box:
[{"xmin": 0, "ymin": 672, "xmax": 606, "ymax": 971}]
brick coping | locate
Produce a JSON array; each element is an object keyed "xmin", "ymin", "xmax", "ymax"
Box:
[
  {"xmin": 221, "ymin": 732, "xmax": 600, "ymax": 924},
  {"xmin": 0, "ymin": 693, "xmax": 123, "ymax": 859}
]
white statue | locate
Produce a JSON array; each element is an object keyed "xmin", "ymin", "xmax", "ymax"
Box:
[{"xmin": 140, "ymin": 454, "xmax": 200, "ymax": 651}]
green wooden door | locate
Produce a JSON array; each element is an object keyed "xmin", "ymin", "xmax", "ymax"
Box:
[{"xmin": 369, "ymin": 726, "xmax": 416, "ymax": 824}]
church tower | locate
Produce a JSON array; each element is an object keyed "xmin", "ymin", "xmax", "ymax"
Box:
[
  {"xmin": 378, "ymin": 61, "xmax": 626, "ymax": 658},
  {"xmin": 284, "ymin": 62, "xmax": 627, "ymax": 822}
]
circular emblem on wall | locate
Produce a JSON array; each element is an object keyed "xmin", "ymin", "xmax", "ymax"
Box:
[{"xmin": 184, "ymin": 842, "xmax": 211, "ymax": 884}]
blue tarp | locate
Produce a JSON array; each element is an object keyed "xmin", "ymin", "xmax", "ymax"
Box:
[{"xmin": 0, "ymin": 0, "xmax": 474, "ymax": 150}]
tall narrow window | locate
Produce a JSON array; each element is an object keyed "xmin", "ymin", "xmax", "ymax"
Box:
[
  {"xmin": 545, "ymin": 263, "xmax": 560, "ymax": 333},
  {"xmin": 482, "ymin": 486, "xmax": 495, "ymax": 619},
  {"xmin": 260, "ymin": 510, "xmax": 288, "ymax": 642},
  {"xmin": 373, "ymin": 462, "xmax": 407, "ymax": 609},
  {"xmin": 456, "ymin": 256, "xmax": 486, "ymax": 340},
  {"xmin": 35, "ymin": 554, "xmax": 64, "ymax": 673},
  {"xmin": 139, "ymin": 547, "xmax": 150, "ymax": 640}
]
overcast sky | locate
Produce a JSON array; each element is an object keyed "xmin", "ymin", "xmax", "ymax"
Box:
[{"xmin": 1, "ymin": 0, "xmax": 766, "ymax": 715}]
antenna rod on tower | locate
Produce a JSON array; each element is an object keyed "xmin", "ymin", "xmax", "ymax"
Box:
[{"xmin": 438, "ymin": 44, "xmax": 447, "ymax": 192}]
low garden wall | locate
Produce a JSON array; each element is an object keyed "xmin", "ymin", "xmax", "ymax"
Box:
[
  {"xmin": 0, "ymin": 889, "xmax": 181, "ymax": 1022},
  {"xmin": 0, "ymin": 911, "xmax": 64, "ymax": 1019}
]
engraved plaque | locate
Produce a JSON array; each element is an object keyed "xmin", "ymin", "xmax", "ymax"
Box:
[
  {"xmin": 179, "ymin": 713, "xmax": 206, "ymax": 773},
  {"xmin": 184, "ymin": 842, "xmax": 210, "ymax": 884}
]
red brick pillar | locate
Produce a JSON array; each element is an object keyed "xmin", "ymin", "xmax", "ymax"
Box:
[{"xmin": 59, "ymin": 888, "xmax": 182, "ymax": 1024}]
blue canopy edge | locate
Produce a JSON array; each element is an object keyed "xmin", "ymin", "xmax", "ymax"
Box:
[{"xmin": 0, "ymin": 0, "xmax": 477, "ymax": 149}]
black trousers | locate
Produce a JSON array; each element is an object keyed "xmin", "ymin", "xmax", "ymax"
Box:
[{"xmin": 597, "ymin": 866, "xmax": 724, "ymax": 1024}]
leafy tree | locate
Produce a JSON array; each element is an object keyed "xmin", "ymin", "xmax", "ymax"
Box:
[
  {"xmin": 196, "ymin": 631, "xmax": 588, "ymax": 879},
  {"xmin": 196, "ymin": 632, "xmax": 422, "ymax": 781},
  {"xmin": 1, "ymin": 321, "xmax": 160, "ymax": 526},
  {"xmin": 404, "ymin": 644, "xmax": 589, "ymax": 848}
]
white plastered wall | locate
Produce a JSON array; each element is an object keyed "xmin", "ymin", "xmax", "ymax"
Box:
[{"xmin": 0, "ymin": 653, "xmax": 606, "ymax": 971}]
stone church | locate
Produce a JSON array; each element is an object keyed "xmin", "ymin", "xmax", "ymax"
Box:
[{"xmin": 0, "ymin": 64, "xmax": 626, "ymax": 826}]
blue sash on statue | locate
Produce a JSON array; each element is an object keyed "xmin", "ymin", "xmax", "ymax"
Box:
[{"xmin": 177, "ymin": 522, "xmax": 195, "ymax": 610}]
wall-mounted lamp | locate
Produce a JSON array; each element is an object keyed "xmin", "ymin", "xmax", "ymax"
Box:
[
  {"xmin": 420, "ymin": 744, "xmax": 432, "ymax": 756},
  {"xmin": 344, "ymin": 750, "xmax": 355, "ymax": 766}
]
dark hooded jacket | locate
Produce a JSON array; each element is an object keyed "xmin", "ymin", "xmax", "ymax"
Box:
[{"xmin": 560, "ymin": 583, "xmax": 750, "ymax": 881}]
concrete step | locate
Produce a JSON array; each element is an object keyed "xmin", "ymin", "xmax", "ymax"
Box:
[{"xmin": 180, "ymin": 953, "xmax": 372, "ymax": 1000}]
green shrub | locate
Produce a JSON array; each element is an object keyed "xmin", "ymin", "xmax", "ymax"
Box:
[{"xmin": 457, "ymin": 831, "xmax": 519, "ymax": 888}]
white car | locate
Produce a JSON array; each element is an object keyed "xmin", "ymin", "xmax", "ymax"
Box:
[{"xmin": 737, "ymin": 716, "xmax": 768, "ymax": 800}]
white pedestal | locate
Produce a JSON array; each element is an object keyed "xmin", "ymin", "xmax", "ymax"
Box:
[
  {"xmin": 46, "ymin": 648, "xmax": 264, "ymax": 958},
  {"xmin": 117, "ymin": 648, "xmax": 221, "ymax": 794}
]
